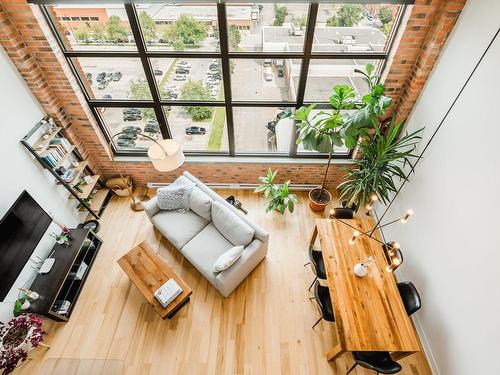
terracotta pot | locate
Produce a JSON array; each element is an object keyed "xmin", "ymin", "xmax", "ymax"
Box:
[{"xmin": 308, "ymin": 188, "xmax": 332, "ymax": 212}]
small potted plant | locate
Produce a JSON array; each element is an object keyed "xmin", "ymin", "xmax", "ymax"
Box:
[
  {"xmin": 0, "ymin": 314, "xmax": 45, "ymax": 374},
  {"xmin": 50, "ymin": 232, "xmax": 70, "ymax": 246},
  {"xmin": 255, "ymin": 169, "xmax": 299, "ymax": 214}
]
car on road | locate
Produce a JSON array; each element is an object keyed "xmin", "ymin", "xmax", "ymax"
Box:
[
  {"xmin": 144, "ymin": 125, "xmax": 160, "ymax": 134},
  {"xmin": 102, "ymin": 94, "xmax": 112, "ymax": 100},
  {"xmin": 185, "ymin": 126, "xmax": 206, "ymax": 135},
  {"xmin": 174, "ymin": 74, "xmax": 188, "ymax": 81},
  {"xmin": 116, "ymin": 138, "xmax": 136, "ymax": 148},
  {"xmin": 146, "ymin": 119, "xmax": 158, "ymax": 125},
  {"xmin": 177, "ymin": 61, "xmax": 192, "ymax": 69},
  {"xmin": 153, "ymin": 69, "xmax": 163, "ymax": 76},
  {"xmin": 123, "ymin": 114, "xmax": 142, "ymax": 121},
  {"xmin": 123, "ymin": 108, "xmax": 141, "ymax": 115},
  {"xmin": 98, "ymin": 80, "xmax": 109, "ymax": 90},
  {"xmin": 111, "ymin": 72, "xmax": 122, "ymax": 81},
  {"xmin": 264, "ymin": 67, "xmax": 273, "ymax": 81},
  {"xmin": 122, "ymin": 126, "xmax": 141, "ymax": 133},
  {"xmin": 117, "ymin": 132, "xmax": 138, "ymax": 140},
  {"xmin": 96, "ymin": 72, "xmax": 106, "ymax": 82},
  {"xmin": 175, "ymin": 67, "xmax": 190, "ymax": 74}
]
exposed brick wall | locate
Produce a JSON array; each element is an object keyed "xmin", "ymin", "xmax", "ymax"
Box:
[
  {"xmin": 385, "ymin": 0, "xmax": 467, "ymax": 120},
  {"xmin": 0, "ymin": 0, "xmax": 466, "ymax": 189}
]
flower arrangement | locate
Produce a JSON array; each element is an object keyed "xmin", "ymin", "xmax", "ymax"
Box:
[{"xmin": 0, "ymin": 314, "xmax": 45, "ymax": 374}]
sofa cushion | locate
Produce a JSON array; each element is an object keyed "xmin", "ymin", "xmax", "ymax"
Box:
[
  {"xmin": 157, "ymin": 185, "xmax": 193, "ymax": 212},
  {"xmin": 213, "ymin": 245, "xmax": 244, "ymax": 273},
  {"xmin": 211, "ymin": 201, "xmax": 255, "ymax": 247},
  {"xmin": 189, "ymin": 187, "xmax": 213, "ymax": 221},
  {"xmin": 151, "ymin": 210, "xmax": 209, "ymax": 249},
  {"xmin": 181, "ymin": 223, "xmax": 234, "ymax": 283}
]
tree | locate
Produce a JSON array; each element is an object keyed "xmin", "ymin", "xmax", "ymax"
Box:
[
  {"xmin": 172, "ymin": 39, "xmax": 185, "ymax": 51},
  {"xmin": 106, "ymin": 15, "xmax": 128, "ymax": 42},
  {"xmin": 139, "ymin": 11, "xmax": 156, "ymax": 44},
  {"xmin": 163, "ymin": 14, "xmax": 207, "ymax": 46},
  {"xmin": 90, "ymin": 23, "xmax": 106, "ymax": 42},
  {"xmin": 381, "ymin": 21, "xmax": 393, "ymax": 36},
  {"xmin": 180, "ymin": 80, "xmax": 213, "ymax": 120},
  {"xmin": 273, "ymin": 5, "xmax": 288, "ymax": 26},
  {"xmin": 327, "ymin": 5, "xmax": 363, "ymax": 27},
  {"xmin": 74, "ymin": 24, "xmax": 91, "ymax": 43},
  {"xmin": 128, "ymin": 80, "xmax": 155, "ymax": 119},
  {"xmin": 228, "ymin": 25, "xmax": 241, "ymax": 50},
  {"xmin": 378, "ymin": 6, "xmax": 393, "ymax": 25}
]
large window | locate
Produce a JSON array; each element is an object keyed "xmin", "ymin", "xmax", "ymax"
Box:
[{"xmin": 44, "ymin": 2, "xmax": 405, "ymax": 157}]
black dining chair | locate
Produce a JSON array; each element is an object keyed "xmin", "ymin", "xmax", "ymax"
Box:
[
  {"xmin": 347, "ymin": 351, "xmax": 402, "ymax": 374},
  {"xmin": 305, "ymin": 245, "xmax": 327, "ymax": 291},
  {"xmin": 330, "ymin": 207, "xmax": 355, "ymax": 219},
  {"xmin": 310, "ymin": 280, "xmax": 334, "ymax": 329},
  {"xmin": 397, "ymin": 281, "xmax": 421, "ymax": 316}
]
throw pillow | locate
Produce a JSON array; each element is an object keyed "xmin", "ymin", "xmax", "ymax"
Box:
[
  {"xmin": 211, "ymin": 201, "xmax": 255, "ymax": 247},
  {"xmin": 157, "ymin": 185, "xmax": 193, "ymax": 212},
  {"xmin": 189, "ymin": 187, "xmax": 213, "ymax": 221},
  {"xmin": 213, "ymin": 245, "xmax": 245, "ymax": 273}
]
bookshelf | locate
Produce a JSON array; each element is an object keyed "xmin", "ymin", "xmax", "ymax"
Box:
[{"xmin": 21, "ymin": 118, "xmax": 112, "ymax": 222}]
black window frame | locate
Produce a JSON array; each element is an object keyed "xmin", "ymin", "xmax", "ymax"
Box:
[{"xmin": 40, "ymin": 1, "xmax": 407, "ymax": 159}]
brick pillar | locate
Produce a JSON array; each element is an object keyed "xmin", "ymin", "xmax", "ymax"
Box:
[{"xmin": 385, "ymin": 0, "xmax": 467, "ymax": 121}]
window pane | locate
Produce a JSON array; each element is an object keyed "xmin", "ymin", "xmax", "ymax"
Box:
[
  {"xmin": 303, "ymin": 59, "xmax": 381, "ymax": 102},
  {"xmin": 233, "ymin": 107, "xmax": 294, "ymax": 153},
  {"xmin": 228, "ymin": 3, "xmax": 309, "ymax": 52},
  {"xmin": 49, "ymin": 4, "xmax": 136, "ymax": 51},
  {"xmin": 97, "ymin": 107, "xmax": 162, "ymax": 152},
  {"xmin": 314, "ymin": 4, "xmax": 400, "ymax": 53},
  {"xmin": 231, "ymin": 59, "xmax": 299, "ymax": 101},
  {"xmin": 150, "ymin": 58, "xmax": 223, "ymax": 101},
  {"xmin": 71, "ymin": 57, "xmax": 151, "ymax": 101},
  {"xmin": 138, "ymin": 3, "xmax": 218, "ymax": 51},
  {"xmin": 297, "ymin": 107, "xmax": 349, "ymax": 156},
  {"xmin": 164, "ymin": 106, "xmax": 228, "ymax": 152}
]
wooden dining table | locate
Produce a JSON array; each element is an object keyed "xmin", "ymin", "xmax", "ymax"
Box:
[{"xmin": 311, "ymin": 218, "xmax": 421, "ymax": 362}]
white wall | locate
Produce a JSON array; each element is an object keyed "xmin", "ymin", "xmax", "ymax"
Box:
[
  {"xmin": 0, "ymin": 47, "xmax": 79, "ymax": 322},
  {"xmin": 379, "ymin": 1, "xmax": 500, "ymax": 373}
]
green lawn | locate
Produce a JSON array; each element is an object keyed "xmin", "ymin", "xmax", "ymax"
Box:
[{"xmin": 207, "ymin": 87, "xmax": 226, "ymax": 151}]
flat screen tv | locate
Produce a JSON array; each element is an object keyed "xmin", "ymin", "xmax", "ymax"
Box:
[{"xmin": 0, "ymin": 191, "xmax": 52, "ymax": 301}]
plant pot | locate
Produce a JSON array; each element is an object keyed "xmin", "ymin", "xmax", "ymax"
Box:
[{"xmin": 308, "ymin": 188, "xmax": 332, "ymax": 212}]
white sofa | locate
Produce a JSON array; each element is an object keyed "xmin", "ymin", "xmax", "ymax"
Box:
[{"xmin": 143, "ymin": 172, "xmax": 269, "ymax": 297}]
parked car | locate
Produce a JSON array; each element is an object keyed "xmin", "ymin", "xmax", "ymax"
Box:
[
  {"xmin": 96, "ymin": 72, "xmax": 106, "ymax": 82},
  {"xmin": 263, "ymin": 59, "xmax": 272, "ymax": 67},
  {"xmin": 153, "ymin": 69, "xmax": 163, "ymax": 76},
  {"xmin": 117, "ymin": 132, "xmax": 138, "ymax": 141},
  {"xmin": 165, "ymin": 85, "xmax": 179, "ymax": 93},
  {"xmin": 264, "ymin": 67, "xmax": 273, "ymax": 81},
  {"xmin": 98, "ymin": 80, "xmax": 109, "ymax": 90},
  {"xmin": 266, "ymin": 120, "xmax": 277, "ymax": 133},
  {"xmin": 105, "ymin": 72, "xmax": 113, "ymax": 80},
  {"xmin": 185, "ymin": 126, "xmax": 206, "ymax": 135},
  {"xmin": 206, "ymin": 78, "xmax": 220, "ymax": 86},
  {"xmin": 85, "ymin": 72, "xmax": 92, "ymax": 81},
  {"xmin": 210, "ymin": 88, "xmax": 219, "ymax": 97},
  {"xmin": 164, "ymin": 106, "xmax": 172, "ymax": 112},
  {"xmin": 177, "ymin": 61, "xmax": 192, "ymax": 69},
  {"xmin": 116, "ymin": 138, "xmax": 136, "ymax": 148},
  {"xmin": 146, "ymin": 119, "xmax": 158, "ymax": 126},
  {"xmin": 123, "ymin": 114, "xmax": 142, "ymax": 121},
  {"xmin": 175, "ymin": 67, "xmax": 190, "ymax": 74},
  {"xmin": 122, "ymin": 126, "xmax": 141, "ymax": 134},
  {"xmin": 144, "ymin": 125, "xmax": 160, "ymax": 134},
  {"xmin": 123, "ymin": 108, "xmax": 141, "ymax": 115},
  {"xmin": 111, "ymin": 71, "xmax": 122, "ymax": 81},
  {"xmin": 174, "ymin": 74, "xmax": 188, "ymax": 81},
  {"xmin": 165, "ymin": 92, "xmax": 178, "ymax": 99},
  {"xmin": 102, "ymin": 94, "xmax": 112, "ymax": 100}
]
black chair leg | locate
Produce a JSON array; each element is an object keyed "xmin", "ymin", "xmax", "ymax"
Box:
[
  {"xmin": 346, "ymin": 363, "xmax": 357, "ymax": 375},
  {"xmin": 312, "ymin": 316, "xmax": 322, "ymax": 329},
  {"xmin": 304, "ymin": 262, "xmax": 311, "ymax": 267},
  {"xmin": 308, "ymin": 277, "xmax": 317, "ymax": 291}
]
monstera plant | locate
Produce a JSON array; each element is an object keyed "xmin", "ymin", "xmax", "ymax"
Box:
[{"xmin": 294, "ymin": 64, "xmax": 392, "ymax": 211}]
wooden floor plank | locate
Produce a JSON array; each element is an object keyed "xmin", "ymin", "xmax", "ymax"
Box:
[{"xmin": 15, "ymin": 189, "xmax": 432, "ymax": 375}]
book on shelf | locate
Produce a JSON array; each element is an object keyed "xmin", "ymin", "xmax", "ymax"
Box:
[
  {"xmin": 53, "ymin": 300, "xmax": 71, "ymax": 315},
  {"xmin": 68, "ymin": 261, "xmax": 88, "ymax": 281},
  {"xmin": 154, "ymin": 279, "xmax": 183, "ymax": 308}
]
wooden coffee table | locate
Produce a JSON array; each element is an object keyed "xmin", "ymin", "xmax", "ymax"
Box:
[{"xmin": 117, "ymin": 240, "xmax": 192, "ymax": 319}]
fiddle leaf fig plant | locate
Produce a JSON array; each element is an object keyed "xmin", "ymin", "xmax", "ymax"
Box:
[{"xmin": 255, "ymin": 169, "xmax": 299, "ymax": 214}]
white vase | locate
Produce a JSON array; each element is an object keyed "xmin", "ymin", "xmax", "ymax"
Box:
[{"xmin": 353, "ymin": 262, "xmax": 369, "ymax": 277}]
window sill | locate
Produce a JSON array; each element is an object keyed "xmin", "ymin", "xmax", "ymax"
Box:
[{"xmin": 113, "ymin": 155, "xmax": 355, "ymax": 165}]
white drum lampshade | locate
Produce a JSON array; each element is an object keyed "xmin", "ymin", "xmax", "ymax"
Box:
[{"xmin": 147, "ymin": 139, "xmax": 185, "ymax": 172}]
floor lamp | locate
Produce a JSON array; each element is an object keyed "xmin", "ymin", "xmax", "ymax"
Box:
[{"xmin": 108, "ymin": 132, "xmax": 185, "ymax": 211}]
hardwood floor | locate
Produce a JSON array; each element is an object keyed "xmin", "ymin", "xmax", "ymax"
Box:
[{"xmin": 15, "ymin": 189, "xmax": 432, "ymax": 375}]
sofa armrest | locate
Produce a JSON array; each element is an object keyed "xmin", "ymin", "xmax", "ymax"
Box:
[
  {"xmin": 215, "ymin": 238, "xmax": 268, "ymax": 297},
  {"xmin": 143, "ymin": 196, "xmax": 160, "ymax": 218}
]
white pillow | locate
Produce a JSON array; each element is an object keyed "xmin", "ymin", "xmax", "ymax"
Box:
[
  {"xmin": 156, "ymin": 185, "xmax": 193, "ymax": 212},
  {"xmin": 213, "ymin": 245, "xmax": 244, "ymax": 273},
  {"xmin": 189, "ymin": 187, "xmax": 213, "ymax": 221},
  {"xmin": 211, "ymin": 201, "xmax": 255, "ymax": 247}
]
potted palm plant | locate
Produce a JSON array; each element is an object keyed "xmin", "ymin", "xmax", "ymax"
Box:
[
  {"xmin": 338, "ymin": 119, "xmax": 423, "ymax": 210},
  {"xmin": 294, "ymin": 64, "xmax": 392, "ymax": 211},
  {"xmin": 255, "ymin": 169, "xmax": 299, "ymax": 214}
]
